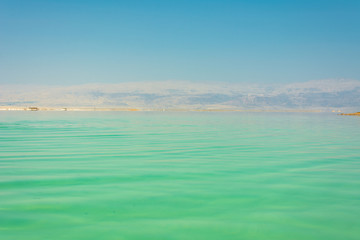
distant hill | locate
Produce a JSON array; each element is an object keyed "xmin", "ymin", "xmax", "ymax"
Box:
[{"xmin": 1, "ymin": 79, "xmax": 360, "ymax": 111}]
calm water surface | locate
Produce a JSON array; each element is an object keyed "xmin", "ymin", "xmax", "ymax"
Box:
[{"xmin": 0, "ymin": 112, "xmax": 359, "ymax": 240}]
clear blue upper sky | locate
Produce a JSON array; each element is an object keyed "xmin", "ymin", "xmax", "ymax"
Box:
[{"xmin": 1, "ymin": 0, "xmax": 359, "ymax": 85}]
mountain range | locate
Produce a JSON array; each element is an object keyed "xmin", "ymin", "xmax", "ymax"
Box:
[{"xmin": 1, "ymin": 79, "xmax": 359, "ymax": 111}]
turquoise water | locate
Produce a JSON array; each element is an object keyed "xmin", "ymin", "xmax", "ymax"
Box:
[{"xmin": 1, "ymin": 112, "xmax": 359, "ymax": 240}]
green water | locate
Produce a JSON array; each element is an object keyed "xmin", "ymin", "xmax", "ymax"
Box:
[{"xmin": 1, "ymin": 112, "xmax": 359, "ymax": 240}]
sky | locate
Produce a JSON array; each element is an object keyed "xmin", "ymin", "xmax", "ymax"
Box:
[{"xmin": 1, "ymin": 0, "xmax": 359, "ymax": 85}]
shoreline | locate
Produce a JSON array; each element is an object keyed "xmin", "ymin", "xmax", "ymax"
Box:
[{"xmin": 0, "ymin": 106, "xmax": 324, "ymax": 112}]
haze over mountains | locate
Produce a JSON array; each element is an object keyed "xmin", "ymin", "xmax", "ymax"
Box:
[{"xmin": 1, "ymin": 79, "xmax": 359, "ymax": 111}]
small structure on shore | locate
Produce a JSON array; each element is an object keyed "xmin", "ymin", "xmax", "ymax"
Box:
[{"xmin": 28, "ymin": 107, "xmax": 39, "ymax": 111}]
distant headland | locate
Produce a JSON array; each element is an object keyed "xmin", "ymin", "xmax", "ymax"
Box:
[{"xmin": 339, "ymin": 112, "xmax": 360, "ymax": 116}]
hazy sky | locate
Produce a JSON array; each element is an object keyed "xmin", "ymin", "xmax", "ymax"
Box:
[{"xmin": 1, "ymin": 0, "xmax": 359, "ymax": 85}]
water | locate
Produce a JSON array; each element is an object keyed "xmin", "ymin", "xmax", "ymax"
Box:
[{"xmin": 1, "ymin": 112, "xmax": 359, "ymax": 240}]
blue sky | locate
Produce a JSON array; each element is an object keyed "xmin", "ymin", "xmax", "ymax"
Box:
[{"xmin": 1, "ymin": 0, "xmax": 359, "ymax": 85}]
